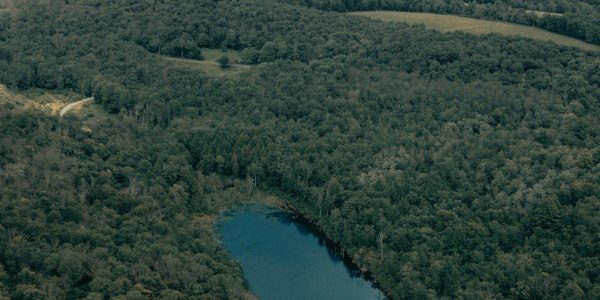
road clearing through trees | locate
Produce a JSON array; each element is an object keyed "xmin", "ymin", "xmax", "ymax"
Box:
[{"xmin": 59, "ymin": 97, "xmax": 94, "ymax": 117}]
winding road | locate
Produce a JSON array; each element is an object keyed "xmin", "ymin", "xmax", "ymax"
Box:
[{"xmin": 59, "ymin": 97, "xmax": 94, "ymax": 117}]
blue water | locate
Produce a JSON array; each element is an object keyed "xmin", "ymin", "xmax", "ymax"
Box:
[{"xmin": 218, "ymin": 205, "xmax": 383, "ymax": 300}]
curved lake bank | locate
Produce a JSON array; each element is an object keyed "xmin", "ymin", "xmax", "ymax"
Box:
[{"xmin": 217, "ymin": 205, "xmax": 384, "ymax": 300}]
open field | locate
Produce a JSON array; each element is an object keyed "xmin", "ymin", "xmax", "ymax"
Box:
[
  {"xmin": 0, "ymin": 84, "xmax": 73, "ymax": 115},
  {"xmin": 200, "ymin": 48, "xmax": 243, "ymax": 63},
  {"xmin": 0, "ymin": 84, "xmax": 108, "ymax": 129},
  {"xmin": 524, "ymin": 10, "xmax": 563, "ymax": 17},
  {"xmin": 349, "ymin": 11, "xmax": 599, "ymax": 51},
  {"xmin": 0, "ymin": 84, "xmax": 110, "ymax": 132},
  {"xmin": 0, "ymin": 0, "xmax": 19, "ymax": 15},
  {"xmin": 162, "ymin": 48, "xmax": 251, "ymax": 77}
]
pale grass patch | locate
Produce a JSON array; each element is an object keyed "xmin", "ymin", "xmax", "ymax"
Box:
[
  {"xmin": 524, "ymin": 10, "xmax": 563, "ymax": 17},
  {"xmin": 162, "ymin": 48, "xmax": 251, "ymax": 78},
  {"xmin": 349, "ymin": 11, "xmax": 599, "ymax": 52},
  {"xmin": 0, "ymin": 85, "xmax": 107, "ymax": 126},
  {"xmin": 0, "ymin": 84, "xmax": 70, "ymax": 115}
]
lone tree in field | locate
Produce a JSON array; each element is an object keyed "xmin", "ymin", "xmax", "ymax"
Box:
[{"xmin": 217, "ymin": 56, "xmax": 231, "ymax": 69}]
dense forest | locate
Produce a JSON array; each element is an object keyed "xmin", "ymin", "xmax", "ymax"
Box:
[
  {"xmin": 282, "ymin": 0, "xmax": 600, "ymax": 45},
  {"xmin": 0, "ymin": 94, "xmax": 257, "ymax": 299},
  {"xmin": 0, "ymin": 0, "xmax": 599, "ymax": 299}
]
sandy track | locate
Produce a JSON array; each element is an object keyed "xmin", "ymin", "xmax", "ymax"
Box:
[{"xmin": 59, "ymin": 97, "xmax": 94, "ymax": 117}]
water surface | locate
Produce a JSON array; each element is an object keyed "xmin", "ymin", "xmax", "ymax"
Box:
[{"xmin": 218, "ymin": 205, "xmax": 383, "ymax": 300}]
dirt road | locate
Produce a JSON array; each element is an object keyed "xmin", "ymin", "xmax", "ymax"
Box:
[{"xmin": 59, "ymin": 97, "xmax": 94, "ymax": 117}]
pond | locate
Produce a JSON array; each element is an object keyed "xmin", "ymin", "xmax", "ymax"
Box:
[{"xmin": 217, "ymin": 205, "xmax": 384, "ymax": 300}]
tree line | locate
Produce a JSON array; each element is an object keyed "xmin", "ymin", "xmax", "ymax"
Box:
[{"xmin": 281, "ymin": 0, "xmax": 600, "ymax": 45}]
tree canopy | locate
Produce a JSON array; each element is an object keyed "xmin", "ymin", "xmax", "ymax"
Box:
[{"xmin": 0, "ymin": 0, "xmax": 598, "ymax": 298}]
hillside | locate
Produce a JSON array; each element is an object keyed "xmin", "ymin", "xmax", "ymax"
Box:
[
  {"xmin": 349, "ymin": 11, "xmax": 600, "ymax": 51},
  {"xmin": 282, "ymin": 0, "xmax": 600, "ymax": 45},
  {"xmin": 0, "ymin": 0, "xmax": 598, "ymax": 299}
]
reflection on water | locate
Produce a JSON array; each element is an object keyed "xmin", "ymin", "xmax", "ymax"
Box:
[{"xmin": 217, "ymin": 205, "xmax": 384, "ymax": 300}]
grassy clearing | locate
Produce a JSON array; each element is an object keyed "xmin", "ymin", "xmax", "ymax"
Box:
[
  {"xmin": 200, "ymin": 48, "xmax": 243, "ymax": 63},
  {"xmin": 0, "ymin": 84, "xmax": 109, "ymax": 132},
  {"xmin": 349, "ymin": 11, "xmax": 599, "ymax": 52},
  {"xmin": 0, "ymin": 0, "xmax": 20, "ymax": 15},
  {"xmin": 524, "ymin": 10, "xmax": 563, "ymax": 17},
  {"xmin": 163, "ymin": 48, "xmax": 251, "ymax": 78},
  {"xmin": 81, "ymin": 103, "xmax": 110, "ymax": 119},
  {"xmin": 0, "ymin": 84, "xmax": 74, "ymax": 115},
  {"xmin": 73, "ymin": 102, "xmax": 110, "ymax": 133}
]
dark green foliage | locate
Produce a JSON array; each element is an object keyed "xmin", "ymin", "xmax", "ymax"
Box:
[
  {"xmin": 239, "ymin": 47, "xmax": 260, "ymax": 64},
  {"xmin": 217, "ymin": 56, "xmax": 231, "ymax": 69},
  {"xmin": 282, "ymin": 0, "xmax": 600, "ymax": 45},
  {"xmin": 0, "ymin": 0, "xmax": 598, "ymax": 299},
  {"xmin": 0, "ymin": 110, "xmax": 251, "ymax": 298}
]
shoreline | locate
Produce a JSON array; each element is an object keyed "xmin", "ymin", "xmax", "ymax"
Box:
[{"xmin": 254, "ymin": 196, "xmax": 391, "ymax": 299}]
